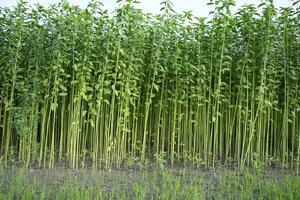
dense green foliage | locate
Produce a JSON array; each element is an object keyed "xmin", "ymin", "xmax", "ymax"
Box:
[{"xmin": 0, "ymin": 0, "xmax": 299, "ymax": 170}]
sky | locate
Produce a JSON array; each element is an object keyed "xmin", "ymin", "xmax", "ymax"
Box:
[{"xmin": 0, "ymin": 0, "xmax": 294, "ymax": 17}]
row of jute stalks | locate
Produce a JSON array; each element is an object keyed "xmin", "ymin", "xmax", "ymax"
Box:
[{"xmin": 0, "ymin": 0, "xmax": 299, "ymax": 170}]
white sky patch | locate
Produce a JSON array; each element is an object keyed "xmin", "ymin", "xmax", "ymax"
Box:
[{"xmin": 0, "ymin": 0, "xmax": 294, "ymax": 17}]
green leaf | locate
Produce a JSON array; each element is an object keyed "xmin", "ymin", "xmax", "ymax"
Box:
[{"xmin": 59, "ymin": 92, "xmax": 68, "ymax": 96}]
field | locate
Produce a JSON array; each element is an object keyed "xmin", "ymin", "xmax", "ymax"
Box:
[
  {"xmin": 1, "ymin": 165, "xmax": 300, "ymax": 199},
  {"xmin": 0, "ymin": 0, "xmax": 300, "ymax": 199}
]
